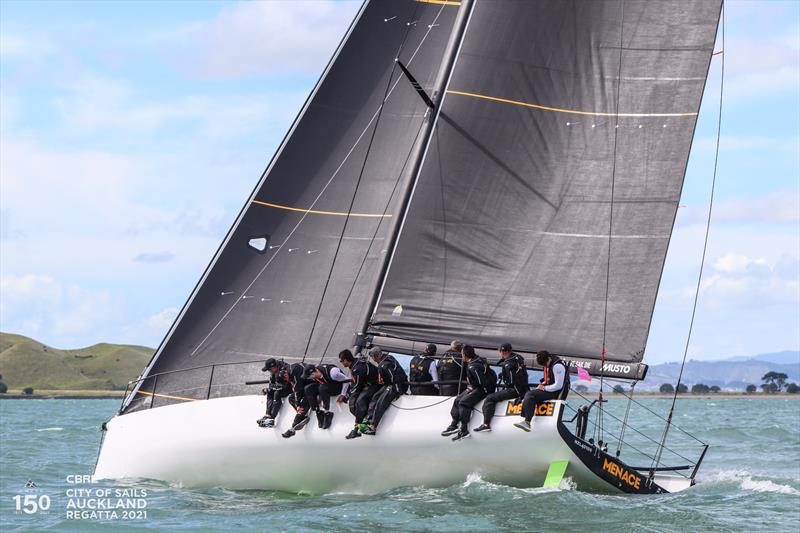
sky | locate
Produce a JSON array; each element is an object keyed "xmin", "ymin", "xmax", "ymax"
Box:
[{"xmin": 0, "ymin": 0, "xmax": 797, "ymax": 364}]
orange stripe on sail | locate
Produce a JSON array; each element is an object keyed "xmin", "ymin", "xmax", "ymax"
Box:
[
  {"xmin": 252, "ymin": 200, "xmax": 391, "ymax": 218},
  {"xmin": 447, "ymin": 90, "xmax": 698, "ymax": 117}
]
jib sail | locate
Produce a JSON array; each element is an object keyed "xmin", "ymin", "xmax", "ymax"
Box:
[{"xmin": 124, "ymin": 0, "xmax": 461, "ymax": 412}]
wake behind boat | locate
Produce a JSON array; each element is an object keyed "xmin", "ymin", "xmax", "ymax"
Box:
[{"xmin": 95, "ymin": 0, "xmax": 723, "ymax": 495}]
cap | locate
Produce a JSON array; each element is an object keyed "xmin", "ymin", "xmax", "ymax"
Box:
[
  {"xmin": 425, "ymin": 343, "xmax": 437, "ymax": 355},
  {"xmin": 499, "ymin": 343, "xmax": 512, "ymax": 352},
  {"xmin": 368, "ymin": 346, "xmax": 383, "ymax": 358},
  {"xmin": 261, "ymin": 358, "xmax": 278, "ymax": 372}
]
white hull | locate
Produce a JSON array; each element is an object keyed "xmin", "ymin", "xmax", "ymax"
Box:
[{"xmin": 94, "ymin": 396, "xmax": 690, "ymax": 494}]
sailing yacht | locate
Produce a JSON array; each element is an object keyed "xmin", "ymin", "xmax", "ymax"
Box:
[{"xmin": 94, "ymin": 0, "xmax": 722, "ymax": 494}]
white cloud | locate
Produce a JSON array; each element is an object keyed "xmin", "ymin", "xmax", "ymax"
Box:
[
  {"xmin": 713, "ymin": 252, "xmax": 758, "ymax": 273},
  {"xmin": 0, "ymin": 274, "xmax": 117, "ymax": 343},
  {"xmin": 170, "ymin": 0, "xmax": 360, "ymax": 79},
  {"xmin": 145, "ymin": 306, "xmax": 179, "ymax": 332}
]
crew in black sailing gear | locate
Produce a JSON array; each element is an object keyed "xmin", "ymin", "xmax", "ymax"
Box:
[
  {"xmin": 475, "ymin": 343, "xmax": 528, "ymax": 432},
  {"xmin": 442, "ymin": 345, "xmax": 496, "ymax": 441},
  {"xmin": 409, "ymin": 343, "xmax": 439, "ymax": 395},
  {"xmin": 360, "ymin": 347, "xmax": 408, "ymax": 436},
  {"xmin": 256, "ymin": 358, "xmax": 291, "ymax": 428},
  {"xmin": 338, "ymin": 349, "xmax": 380, "ymax": 439},
  {"xmin": 514, "ymin": 350, "xmax": 569, "ymax": 432},
  {"xmin": 307, "ymin": 364, "xmax": 350, "ymax": 429},
  {"xmin": 437, "ymin": 340, "xmax": 465, "ymax": 396},
  {"xmin": 281, "ymin": 362, "xmax": 316, "ymax": 439}
]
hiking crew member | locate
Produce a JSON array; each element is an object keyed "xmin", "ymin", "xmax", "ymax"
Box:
[
  {"xmin": 257, "ymin": 358, "xmax": 291, "ymax": 428},
  {"xmin": 441, "ymin": 345, "xmax": 497, "ymax": 441},
  {"xmin": 281, "ymin": 362, "xmax": 316, "ymax": 439},
  {"xmin": 475, "ymin": 343, "xmax": 528, "ymax": 432},
  {"xmin": 409, "ymin": 343, "xmax": 439, "ymax": 395},
  {"xmin": 360, "ymin": 347, "xmax": 408, "ymax": 436},
  {"xmin": 514, "ymin": 350, "xmax": 569, "ymax": 432},
  {"xmin": 307, "ymin": 364, "xmax": 350, "ymax": 429},
  {"xmin": 339, "ymin": 349, "xmax": 380, "ymax": 440},
  {"xmin": 437, "ymin": 340, "xmax": 465, "ymax": 396}
]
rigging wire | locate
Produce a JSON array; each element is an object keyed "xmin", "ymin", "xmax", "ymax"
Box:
[
  {"xmin": 303, "ymin": 71, "xmax": 409, "ymax": 358},
  {"xmin": 189, "ymin": 4, "xmax": 446, "ymax": 359},
  {"xmin": 652, "ymin": 1, "xmax": 725, "ymax": 475},
  {"xmin": 596, "ymin": 0, "xmax": 627, "ymax": 445},
  {"xmin": 303, "ymin": 2, "xmax": 435, "ymax": 361},
  {"xmin": 318, "ymin": 122, "xmax": 428, "ymax": 362}
]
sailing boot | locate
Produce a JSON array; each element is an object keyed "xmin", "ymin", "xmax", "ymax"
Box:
[
  {"xmin": 323, "ymin": 411, "xmax": 334, "ymax": 429},
  {"xmin": 441, "ymin": 422, "xmax": 459, "ymax": 437},
  {"xmin": 257, "ymin": 416, "xmax": 275, "ymax": 428},
  {"xmin": 513, "ymin": 420, "xmax": 531, "ymax": 432},
  {"xmin": 316, "ymin": 410, "xmax": 326, "ymax": 428},
  {"xmin": 452, "ymin": 430, "xmax": 471, "ymax": 442}
]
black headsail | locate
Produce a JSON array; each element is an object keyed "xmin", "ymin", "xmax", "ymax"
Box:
[
  {"xmin": 368, "ymin": 0, "xmax": 722, "ymax": 379},
  {"xmin": 123, "ymin": 0, "xmax": 464, "ymax": 412}
]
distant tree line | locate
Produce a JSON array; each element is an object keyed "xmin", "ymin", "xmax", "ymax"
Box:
[{"xmin": 658, "ymin": 378, "xmax": 800, "ymax": 394}]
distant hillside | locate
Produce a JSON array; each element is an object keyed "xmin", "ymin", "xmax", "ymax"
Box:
[
  {"xmin": 641, "ymin": 353, "xmax": 800, "ymax": 391},
  {"xmin": 0, "ymin": 332, "xmax": 153, "ymax": 390},
  {"xmin": 723, "ymin": 350, "xmax": 800, "ymax": 366}
]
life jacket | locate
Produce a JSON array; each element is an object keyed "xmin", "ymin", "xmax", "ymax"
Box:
[
  {"xmin": 268, "ymin": 361, "xmax": 290, "ymax": 388},
  {"xmin": 499, "ymin": 353, "xmax": 528, "ymax": 395},
  {"xmin": 378, "ymin": 355, "xmax": 408, "ymax": 394},
  {"xmin": 409, "ymin": 355, "xmax": 437, "ymax": 395},
  {"xmin": 467, "ymin": 356, "xmax": 497, "ymax": 394},
  {"xmin": 350, "ymin": 357, "xmax": 377, "ymax": 393},
  {"xmin": 543, "ymin": 356, "xmax": 569, "ymax": 396},
  {"xmin": 315, "ymin": 364, "xmax": 338, "ymax": 385},
  {"xmin": 437, "ymin": 350, "xmax": 463, "ymax": 381},
  {"xmin": 409, "ymin": 356, "xmax": 435, "ymax": 383}
]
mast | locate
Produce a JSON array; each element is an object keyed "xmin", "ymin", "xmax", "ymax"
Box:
[{"xmin": 357, "ymin": 0, "xmax": 475, "ymax": 348}]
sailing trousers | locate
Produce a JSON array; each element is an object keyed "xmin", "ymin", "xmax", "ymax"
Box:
[
  {"xmin": 480, "ymin": 388, "xmax": 520, "ymax": 426},
  {"xmin": 521, "ymin": 389, "xmax": 560, "ymax": 422},
  {"xmin": 287, "ymin": 394, "xmax": 311, "ymax": 428},
  {"xmin": 305, "ymin": 381, "xmax": 343, "ymax": 411},
  {"xmin": 367, "ymin": 385, "xmax": 400, "ymax": 427},
  {"xmin": 349, "ymin": 383, "xmax": 380, "ymax": 424},
  {"xmin": 450, "ymin": 388, "xmax": 486, "ymax": 433},
  {"xmin": 266, "ymin": 386, "xmax": 292, "ymax": 418}
]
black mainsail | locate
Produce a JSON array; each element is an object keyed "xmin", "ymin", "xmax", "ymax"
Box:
[
  {"xmin": 370, "ymin": 0, "xmax": 722, "ymax": 369},
  {"xmin": 125, "ymin": 0, "xmax": 722, "ymax": 411}
]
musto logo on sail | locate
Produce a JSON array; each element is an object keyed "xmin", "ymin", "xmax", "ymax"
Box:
[{"xmin": 602, "ymin": 458, "xmax": 641, "ymax": 490}]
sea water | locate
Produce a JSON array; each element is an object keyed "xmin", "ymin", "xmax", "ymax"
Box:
[{"xmin": 0, "ymin": 397, "xmax": 798, "ymax": 532}]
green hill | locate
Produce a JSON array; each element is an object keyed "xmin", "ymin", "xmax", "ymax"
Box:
[{"xmin": 0, "ymin": 332, "xmax": 153, "ymax": 391}]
